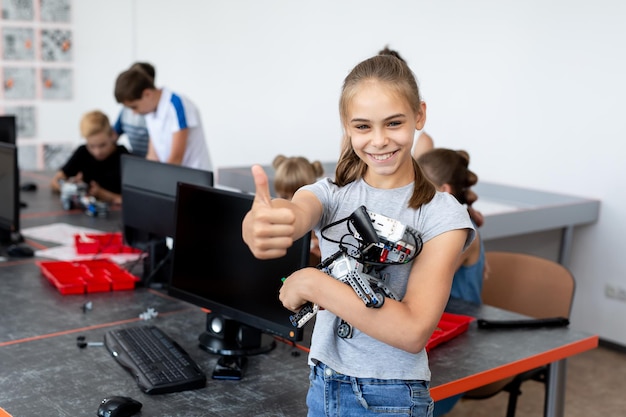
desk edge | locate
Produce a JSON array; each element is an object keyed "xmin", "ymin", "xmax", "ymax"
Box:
[{"xmin": 430, "ymin": 334, "xmax": 599, "ymax": 401}]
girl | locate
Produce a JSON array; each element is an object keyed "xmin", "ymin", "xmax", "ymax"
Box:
[
  {"xmin": 417, "ymin": 148, "xmax": 486, "ymax": 417},
  {"xmin": 243, "ymin": 55, "xmax": 474, "ymax": 417},
  {"xmin": 417, "ymin": 148, "xmax": 486, "ymax": 305}
]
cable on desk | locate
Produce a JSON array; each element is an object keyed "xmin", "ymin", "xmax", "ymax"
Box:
[
  {"xmin": 142, "ymin": 249, "xmax": 173, "ymax": 288},
  {"xmin": 124, "ymin": 247, "xmax": 148, "ymax": 276}
]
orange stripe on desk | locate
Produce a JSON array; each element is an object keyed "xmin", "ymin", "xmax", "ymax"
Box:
[
  {"xmin": 0, "ymin": 259, "xmax": 36, "ymax": 267},
  {"xmin": 273, "ymin": 335, "xmax": 311, "ymax": 353},
  {"xmin": 21, "ymin": 206, "xmax": 121, "ymax": 220},
  {"xmin": 0, "ymin": 307, "xmax": 195, "ymax": 347},
  {"xmin": 21, "ymin": 209, "xmax": 84, "ymax": 219},
  {"xmin": 430, "ymin": 335, "xmax": 599, "ymax": 401},
  {"xmin": 24, "ymin": 238, "xmax": 47, "ymax": 250},
  {"xmin": 21, "ymin": 171, "xmax": 54, "ymax": 182},
  {"xmin": 0, "ymin": 407, "xmax": 13, "ymax": 417}
]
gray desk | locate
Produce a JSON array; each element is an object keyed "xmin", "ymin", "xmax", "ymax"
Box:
[
  {"xmin": 2, "ymin": 172, "xmax": 310, "ymax": 417},
  {"xmin": 432, "ymin": 299, "xmax": 597, "ymax": 417},
  {"xmin": 0, "ymin": 171, "xmax": 598, "ymax": 417},
  {"xmin": 217, "ymin": 163, "xmax": 600, "ymax": 267}
]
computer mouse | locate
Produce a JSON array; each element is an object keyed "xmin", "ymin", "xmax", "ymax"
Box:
[
  {"xmin": 97, "ymin": 396, "xmax": 142, "ymax": 417},
  {"xmin": 20, "ymin": 182, "xmax": 38, "ymax": 192},
  {"xmin": 6, "ymin": 243, "xmax": 34, "ymax": 258}
]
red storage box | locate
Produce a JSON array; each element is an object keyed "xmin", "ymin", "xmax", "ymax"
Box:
[
  {"xmin": 426, "ymin": 312, "xmax": 474, "ymax": 352},
  {"xmin": 74, "ymin": 233, "xmax": 142, "ymax": 254},
  {"xmin": 38, "ymin": 259, "xmax": 140, "ymax": 295}
]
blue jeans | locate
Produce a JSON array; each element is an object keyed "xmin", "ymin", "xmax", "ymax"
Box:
[{"xmin": 306, "ymin": 363, "xmax": 434, "ymax": 417}]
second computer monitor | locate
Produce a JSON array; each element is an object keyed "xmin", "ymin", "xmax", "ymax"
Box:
[
  {"xmin": 0, "ymin": 143, "xmax": 19, "ymax": 245},
  {"xmin": 121, "ymin": 155, "xmax": 214, "ymax": 249},
  {"xmin": 0, "ymin": 116, "xmax": 16, "ymax": 145},
  {"xmin": 120, "ymin": 155, "xmax": 214, "ymax": 285}
]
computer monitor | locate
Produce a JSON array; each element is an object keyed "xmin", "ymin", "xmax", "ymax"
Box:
[
  {"xmin": 120, "ymin": 155, "xmax": 214, "ymax": 286},
  {"xmin": 0, "ymin": 115, "xmax": 16, "ymax": 144},
  {"xmin": 168, "ymin": 183, "xmax": 310, "ymax": 378},
  {"xmin": 0, "ymin": 143, "xmax": 20, "ymax": 245}
]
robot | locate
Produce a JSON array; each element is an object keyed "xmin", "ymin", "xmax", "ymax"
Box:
[
  {"xmin": 289, "ymin": 206, "xmax": 422, "ymax": 338},
  {"xmin": 60, "ymin": 180, "xmax": 87, "ymax": 211},
  {"xmin": 59, "ymin": 180, "xmax": 109, "ymax": 217}
]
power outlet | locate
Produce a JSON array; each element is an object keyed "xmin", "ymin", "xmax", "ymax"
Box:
[{"xmin": 605, "ymin": 283, "xmax": 626, "ymax": 301}]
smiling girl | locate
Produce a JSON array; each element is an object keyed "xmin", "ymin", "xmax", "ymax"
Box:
[{"xmin": 242, "ymin": 54, "xmax": 475, "ymax": 417}]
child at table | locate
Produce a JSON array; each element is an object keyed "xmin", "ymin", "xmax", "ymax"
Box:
[
  {"xmin": 113, "ymin": 66, "xmax": 212, "ymax": 170},
  {"xmin": 417, "ymin": 148, "xmax": 486, "ymax": 416},
  {"xmin": 50, "ymin": 110, "xmax": 129, "ymax": 205},
  {"xmin": 417, "ymin": 148, "xmax": 485, "ymax": 305},
  {"xmin": 272, "ymin": 154, "xmax": 324, "ymax": 265},
  {"xmin": 112, "ymin": 61, "xmax": 155, "ymax": 158},
  {"xmin": 242, "ymin": 54, "xmax": 474, "ymax": 416}
]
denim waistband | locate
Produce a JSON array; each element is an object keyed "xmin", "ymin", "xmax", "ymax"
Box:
[
  {"xmin": 312, "ymin": 362, "xmax": 431, "ymax": 387},
  {"xmin": 312, "ymin": 362, "xmax": 353, "ymax": 381},
  {"xmin": 313, "ymin": 362, "xmax": 339, "ymax": 377}
]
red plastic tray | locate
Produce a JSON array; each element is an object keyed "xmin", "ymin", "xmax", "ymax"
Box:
[
  {"xmin": 74, "ymin": 233, "xmax": 142, "ymax": 254},
  {"xmin": 38, "ymin": 259, "xmax": 140, "ymax": 295},
  {"xmin": 426, "ymin": 312, "xmax": 474, "ymax": 352}
]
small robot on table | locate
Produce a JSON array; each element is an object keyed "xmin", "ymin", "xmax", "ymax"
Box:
[{"xmin": 59, "ymin": 180, "xmax": 109, "ymax": 217}]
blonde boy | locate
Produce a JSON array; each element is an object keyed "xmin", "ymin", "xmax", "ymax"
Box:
[{"xmin": 51, "ymin": 110, "xmax": 129, "ymax": 204}]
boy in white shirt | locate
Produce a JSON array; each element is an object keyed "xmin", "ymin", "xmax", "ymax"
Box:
[{"xmin": 114, "ymin": 67, "xmax": 212, "ymax": 171}]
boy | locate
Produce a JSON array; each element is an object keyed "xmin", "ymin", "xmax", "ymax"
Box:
[
  {"xmin": 112, "ymin": 62, "xmax": 155, "ymax": 158},
  {"xmin": 113, "ymin": 67, "xmax": 212, "ymax": 170},
  {"xmin": 51, "ymin": 110, "xmax": 129, "ymax": 205}
]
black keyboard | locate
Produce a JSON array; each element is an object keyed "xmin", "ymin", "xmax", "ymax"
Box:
[{"xmin": 104, "ymin": 325, "xmax": 207, "ymax": 395}]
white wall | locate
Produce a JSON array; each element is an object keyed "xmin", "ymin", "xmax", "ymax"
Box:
[{"xmin": 47, "ymin": 0, "xmax": 626, "ymax": 345}]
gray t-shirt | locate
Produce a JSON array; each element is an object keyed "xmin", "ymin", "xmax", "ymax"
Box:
[{"xmin": 300, "ymin": 177, "xmax": 475, "ymax": 381}]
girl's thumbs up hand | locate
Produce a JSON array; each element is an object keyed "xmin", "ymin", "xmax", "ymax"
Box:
[{"xmin": 242, "ymin": 165, "xmax": 296, "ymax": 259}]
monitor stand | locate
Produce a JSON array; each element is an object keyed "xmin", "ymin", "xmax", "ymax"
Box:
[
  {"xmin": 141, "ymin": 239, "xmax": 172, "ymax": 288},
  {"xmin": 211, "ymin": 355, "xmax": 248, "ymax": 380},
  {"xmin": 199, "ymin": 315, "xmax": 276, "ymax": 356},
  {"xmin": 198, "ymin": 314, "xmax": 276, "ymax": 380},
  {"xmin": 0, "ymin": 230, "xmax": 24, "ymax": 245}
]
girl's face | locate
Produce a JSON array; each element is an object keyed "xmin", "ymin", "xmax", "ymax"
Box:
[{"xmin": 346, "ymin": 80, "xmax": 425, "ymax": 188}]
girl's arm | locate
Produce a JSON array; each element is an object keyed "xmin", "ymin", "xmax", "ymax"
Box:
[{"xmin": 280, "ymin": 227, "xmax": 469, "ymax": 354}]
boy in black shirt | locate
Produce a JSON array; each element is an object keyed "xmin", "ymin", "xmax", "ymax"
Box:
[{"xmin": 51, "ymin": 110, "xmax": 129, "ymax": 205}]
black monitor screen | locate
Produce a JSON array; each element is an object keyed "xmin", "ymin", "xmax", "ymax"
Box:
[
  {"xmin": 0, "ymin": 143, "xmax": 18, "ymax": 244},
  {"xmin": 168, "ymin": 183, "xmax": 310, "ymax": 362},
  {"xmin": 121, "ymin": 155, "xmax": 214, "ymax": 249},
  {"xmin": 0, "ymin": 116, "xmax": 16, "ymax": 145}
]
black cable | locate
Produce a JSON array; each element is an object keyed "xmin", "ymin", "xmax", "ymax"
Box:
[
  {"xmin": 319, "ymin": 210, "xmax": 423, "ymax": 268},
  {"xmin": 142, "ymin": 246, "xmax": 172, "ymax": 289},
  {"xmin": 124, "ymin": 247, "xmax": 148, "ymax": 276}
]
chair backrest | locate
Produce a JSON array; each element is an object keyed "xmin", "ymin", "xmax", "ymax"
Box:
[{"xmin": 482, "ymin": 251, "xmax": 575, "ymax": 319}]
